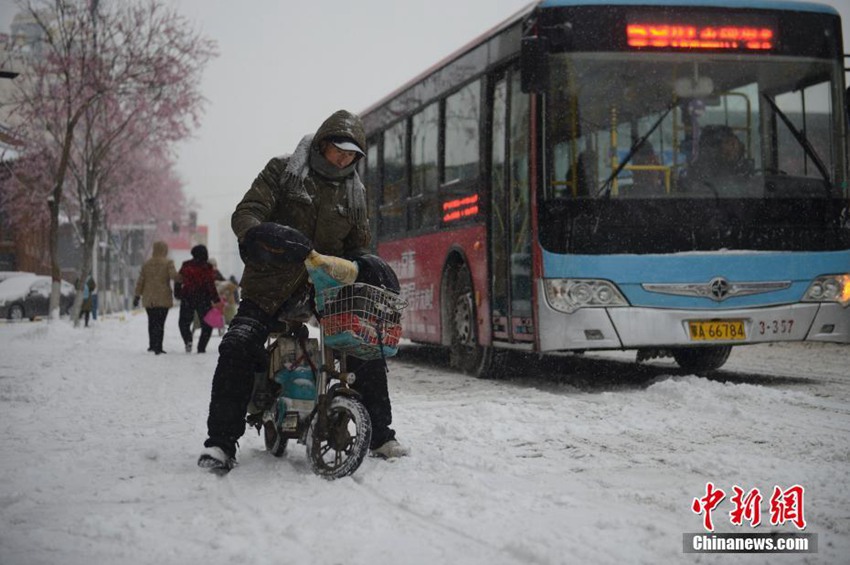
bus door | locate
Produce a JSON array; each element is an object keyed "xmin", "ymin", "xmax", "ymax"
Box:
[{"xmin": 490, "ymin": 70, "xmax": 533, "ymax": 344}]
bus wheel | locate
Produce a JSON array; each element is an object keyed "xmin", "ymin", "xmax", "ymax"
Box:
[
  {"xmin": 671, "ymin": 345, "xmax": 732, "ymax": 373},
  {"xmin": 448, "ymin": 266, "xmax": 506, "ymax": 378}
]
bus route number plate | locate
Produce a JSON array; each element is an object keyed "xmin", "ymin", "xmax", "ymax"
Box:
[{"xmin": 688, "ymin": 319, "xmax": 746, "ymax": 341}]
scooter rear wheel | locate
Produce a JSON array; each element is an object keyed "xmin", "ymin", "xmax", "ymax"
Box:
[{"xmin": 306, "ymin": 396, "xmax": 372, "ymax": 479}]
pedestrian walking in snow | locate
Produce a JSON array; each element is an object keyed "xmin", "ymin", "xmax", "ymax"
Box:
[
  {"xmin": 133, "ymin": 241, "xmax": 180, "ymax": 354},
  {"xmin": 216, "ymin": 278, "xmax": 238, "ymax": 328},
  {"xmin": 177, "ymin": 245, "xmax": 220, "ymax": 354},
  {"xmin": 78, "ymin": 275, "xmax": 96, "ymax": 327}
]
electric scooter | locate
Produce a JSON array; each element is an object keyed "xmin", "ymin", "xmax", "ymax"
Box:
[{"xmin": 247, "ymin": 252, "xmax": 405, "ymax": 479}]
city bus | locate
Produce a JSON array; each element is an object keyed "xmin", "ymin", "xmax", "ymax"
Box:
[{"xmin": 359, "ymin": 0, "xmax": 850, "ymax": 377}]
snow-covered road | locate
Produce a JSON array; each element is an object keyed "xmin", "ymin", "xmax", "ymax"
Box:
[{"xmin": 1, "ymin": 312, "xmax": 847, "ymax": 564}]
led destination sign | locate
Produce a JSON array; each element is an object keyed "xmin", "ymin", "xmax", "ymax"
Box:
[
  {"xmin": 442, "ymin": 194, "xmax": 479, "ymax": 223},
  {"xmin": 627, "ymin": 23, "xmax": 776, "ymax": 51}
]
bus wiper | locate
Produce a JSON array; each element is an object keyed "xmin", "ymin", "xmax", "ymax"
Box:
[
  {"xmin": 597, "ymin": 103, "xmax": 674, "ymax": 198},
  {"xmin": 761, "ymin": 93, "xmax": 834, "ymax": 195}
]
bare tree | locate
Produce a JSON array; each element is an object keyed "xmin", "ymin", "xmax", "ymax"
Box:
[{"xmin": 1, "ymin": 0, "xmax": 216, "ymax": 321}]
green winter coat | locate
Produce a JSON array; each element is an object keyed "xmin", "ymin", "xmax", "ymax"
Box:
[
  {"xmin": 134, "ymin": 241, "xmax": 180, "ymax": 308},
  {"xmin": 233, "ymin": 110, "xmax": 371, "ymax": 315}
]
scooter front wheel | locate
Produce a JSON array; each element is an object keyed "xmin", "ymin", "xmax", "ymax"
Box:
[{"xmin": 306, "ymin": 396, "xmax": 372, "ymax": 479}]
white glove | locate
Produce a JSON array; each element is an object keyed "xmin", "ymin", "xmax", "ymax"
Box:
[{"xmin": 304, "ymin": 250, "xmax": 359, "ymax": 284}]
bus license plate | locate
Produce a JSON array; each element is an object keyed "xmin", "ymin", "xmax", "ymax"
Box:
[{"xmin": 688, "ymin": 320, "xmax": 746, "ymax": 341}]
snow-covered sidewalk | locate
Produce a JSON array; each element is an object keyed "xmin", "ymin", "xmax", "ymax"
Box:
[{"xmin": 1, "ymin": 311, "xmax": 848, "ymax": 564}]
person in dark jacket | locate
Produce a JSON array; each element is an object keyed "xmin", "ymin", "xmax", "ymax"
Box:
[
  {"xmin": 198, "ymin": 110, "xmax": 407, "ymax": 473},
  {"xmin": 178, "ymin": 244, "xmax": 220, "ymax": 354},
  {"xmin": 680, "ymin": 125, "xmax": 749, "ymax": 193}
]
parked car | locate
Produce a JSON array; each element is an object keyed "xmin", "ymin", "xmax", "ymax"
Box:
[
  {"xmin": 0, "ymin": 275, "xmax": 76, "ymax": 321},
  {"xmin": 0, "ymin": 271, "xmax": 35, "ymax": 283}
]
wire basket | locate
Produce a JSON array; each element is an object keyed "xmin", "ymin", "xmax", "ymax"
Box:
[{"xmin": 318, "ymin": 283, "xmax": 406, "ymax": 360}]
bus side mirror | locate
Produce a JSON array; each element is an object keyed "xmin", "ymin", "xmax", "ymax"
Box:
[{"xmin": 520, "ymin": 36, "xmax": 549, "ymax": 93}]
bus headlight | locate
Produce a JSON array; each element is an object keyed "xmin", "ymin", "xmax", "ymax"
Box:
[
  {"xmin": 543, "ymin": 279, "xmax": 628, "ymax": 313},
  {"xmin": 802, "ymin": 274, "xmax": 850, "ymax": 307}
]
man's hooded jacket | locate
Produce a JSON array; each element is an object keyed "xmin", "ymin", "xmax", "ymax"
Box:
[{"xmin": 232, "ymin": 109, "xmax": 371, "ymax": 315}]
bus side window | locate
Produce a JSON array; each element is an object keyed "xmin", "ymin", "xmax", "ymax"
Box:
[
  {"xmin": 410, "ymin": 102, "xmax": 440, "ymax": 230},
  {"xmin": 444, "ymin": 80, "xmax": 481, "ymax": 185},
  {"xmin": 380, "ymin": 120, "xmax": 408, "ymax": 237},
  {"xmin": 365, "ymin": 141, "xmax": 381, "ymax": 240}
]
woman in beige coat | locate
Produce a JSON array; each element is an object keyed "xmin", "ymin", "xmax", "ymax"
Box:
[{"xmin": 133, "ymin": 241, "xmax": 181, "ymax": 354}]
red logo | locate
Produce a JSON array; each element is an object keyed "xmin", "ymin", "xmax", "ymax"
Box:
[
  {"xmin": 769, "ymin": 485, "xmax": 806, "ymax": 530},
  {"xmin": 692, "ymin": 483, "xmax": 806, "ymax": 531},
  {"xmin": 692, "ymin": 482, "xmax": 726, "ymax": 531},
  {"xmin": 729, "ymin": 486, "xmax": 763, "ymax": 527}
]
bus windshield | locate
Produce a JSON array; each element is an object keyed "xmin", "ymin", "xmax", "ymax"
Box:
[{"xmin": 544, "ymin": 51, "xmax": 846, "ymax": 201}]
